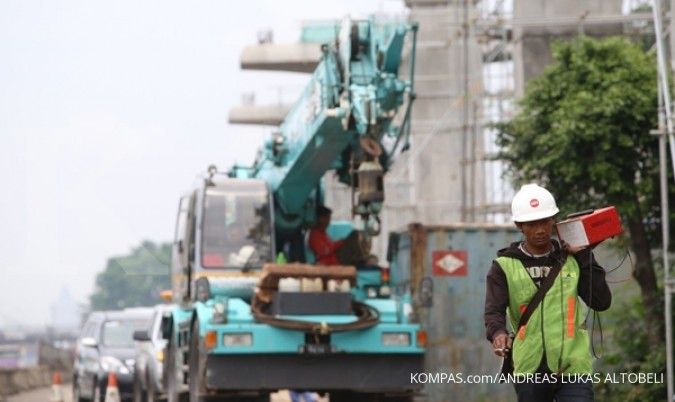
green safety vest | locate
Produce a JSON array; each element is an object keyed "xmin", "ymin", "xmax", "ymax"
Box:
[{"xmin": 497, "ymin": 255, "xmax": 592, "ymax": 374}]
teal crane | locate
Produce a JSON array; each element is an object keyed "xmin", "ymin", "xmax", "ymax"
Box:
[{"xmin": 163, "ymin": 17, "xmax": 423, "ymax": 402}]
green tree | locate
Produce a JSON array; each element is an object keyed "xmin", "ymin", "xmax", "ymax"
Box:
[
  {"xmin": 496, "ymin": 36, "xmax": 668, "ymax": 347},
  {"xmin": 594, "ymin": 291, "xmax": 667, "ymax": 402},
  {"xmin": 89, "ymin": 240, "xmax": 171, "ymax": 310}
]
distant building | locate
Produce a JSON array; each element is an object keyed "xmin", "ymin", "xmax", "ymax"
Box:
[
  {"xmin": 50, "ymin": 287, "xmax": 80, "ymax": 334},
  {"xmin": 0, "ymin": 342, "xmax": 39, "ymax": 368}
]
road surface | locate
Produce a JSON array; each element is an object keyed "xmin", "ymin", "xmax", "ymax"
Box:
[
  {"xmin": 6, "ymin": 385, "xmax": 72, "ymax": 402},
  {"xmin": 5, "ymin": 387, "xmax": 326, "ymax": 402}
]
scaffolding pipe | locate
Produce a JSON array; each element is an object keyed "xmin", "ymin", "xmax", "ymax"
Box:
[
  {"xmin": 652, "ymin": 0, "xmax": 675, "ymax": 179},
  {"xmin": 461, "ymin": 0, "xmax": 470, "ymax": 221},
  {"xmin": 653, "ymin": 1, "xmax": 674, "ymax": 399},
  {"xmin": 657, "ymin": 84, "xmax": 674, "ymax": 402}
]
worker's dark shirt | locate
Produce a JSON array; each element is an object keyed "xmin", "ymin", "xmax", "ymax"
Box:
[
  {"xmin": 308, "ymin": 227, "xmax": 343, "ymax": 265},
  {"xmin": 484, "ymin": 240, "xmax": 612, "ymax": 343}
]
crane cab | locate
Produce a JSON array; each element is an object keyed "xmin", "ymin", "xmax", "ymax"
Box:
[{"xmin": 170, "ymin": 176, "xmax": 275, "ymax": 302}]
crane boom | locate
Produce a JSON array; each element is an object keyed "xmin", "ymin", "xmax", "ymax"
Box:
[{"xmin": 230, "ymin": 17, "xmax": 417, "ymax": 253}]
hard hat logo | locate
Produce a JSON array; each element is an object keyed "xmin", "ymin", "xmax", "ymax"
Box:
[{"xmin": 511, "ymin": 183, "xmax": 559, "ymax": 222}]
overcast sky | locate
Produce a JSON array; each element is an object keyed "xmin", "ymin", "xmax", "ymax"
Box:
[{"xmin": 0, "ymin": 0, "xmax": 406, "ymax": 327}]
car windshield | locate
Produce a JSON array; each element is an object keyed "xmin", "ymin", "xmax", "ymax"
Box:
[
  {"xmin": 101, "ymin": 319, "xmax": 151, "ymax": 348},
  {"xmin": 201, "ymin": 183, "xmax": 273, "ymax": 269}
]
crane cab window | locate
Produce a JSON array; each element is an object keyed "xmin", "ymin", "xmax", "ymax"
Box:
[{"xmin": 201, "ymin": 182, "xmax": 273, "ymax": 269}]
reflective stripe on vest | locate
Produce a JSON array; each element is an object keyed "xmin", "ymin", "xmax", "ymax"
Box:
[{"xmin": 497, "ymin": 255, "xmax": 593, "ymax": 374}]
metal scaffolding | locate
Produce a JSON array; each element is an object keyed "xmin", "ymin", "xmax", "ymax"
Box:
[{"xmin": 652, "ymin": 0, "xmax": 675, "ymax": 399}]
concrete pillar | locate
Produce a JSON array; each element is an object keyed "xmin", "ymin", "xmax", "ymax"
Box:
[{"xmin": 513, "ymin": 0, "xmax": 623, "ymax": 90}]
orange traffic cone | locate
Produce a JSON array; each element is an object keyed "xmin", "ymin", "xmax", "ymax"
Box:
[
  {"xmin": 104, "ymin": 372, "xmax": 121, "ymax": 402},
  {"xmin": 50, "ymin": 372, "xmax": 64, "ymax": 402}
]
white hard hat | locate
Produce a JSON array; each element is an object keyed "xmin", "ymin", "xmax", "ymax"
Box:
[{"xmin": 511, "ymin": 183, "xmax": 559, "ymax": 222}]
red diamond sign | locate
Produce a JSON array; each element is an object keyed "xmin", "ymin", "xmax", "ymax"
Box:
[{"xmin": 432, "ymin": 250, "xmax": 468, "ymax": 276}]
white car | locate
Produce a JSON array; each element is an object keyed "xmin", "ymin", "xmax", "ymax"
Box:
[{"xmin": 132, "ymin": 304, "xmax": 174, "ymax": 402}]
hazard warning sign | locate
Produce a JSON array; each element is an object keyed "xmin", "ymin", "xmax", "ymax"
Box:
[{"xmin": 432, "ymin": 250, "xmax": 468, "ymax": 277}]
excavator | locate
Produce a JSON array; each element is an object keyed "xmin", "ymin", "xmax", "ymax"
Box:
[{"xmin": 162, "ymin": 17, "xmax": 423, "ymax": 402}]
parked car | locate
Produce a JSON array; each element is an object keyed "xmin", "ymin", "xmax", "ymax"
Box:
[
  {"xmin": 73, "ymin": 308, "xmax": 154, "ymax": 402},
  {"xmin": 132, "ymin": 304, "xmax": 174, "ymax": 402}
]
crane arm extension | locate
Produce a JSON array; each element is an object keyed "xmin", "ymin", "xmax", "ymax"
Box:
[{"xmin": 233, "ymin": 18, "xmax": 418, "ymax": 233}]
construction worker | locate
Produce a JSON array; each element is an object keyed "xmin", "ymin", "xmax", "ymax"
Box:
[
  {"xmin": 308, "ymin": 205, "xmax": 344, "ymax": 265},
  {"xmin": 484, "ymin": 183, "xmax": 612, "ymax": 402}
]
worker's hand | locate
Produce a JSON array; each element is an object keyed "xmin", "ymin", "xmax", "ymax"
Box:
[
  {"xmin": 561, "ymin": 240, "xmax": 586, "ymax": 255},
  {"xmin": 492, "ymin": 332, "xmax": 512, "ymax": 357}
]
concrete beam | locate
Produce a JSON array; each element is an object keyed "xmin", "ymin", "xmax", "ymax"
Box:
[
  {"xmin": 228, "ymin": 104, "xmax": 293, "ymax": 126},
  {"xmin": 240, "ymin": 43, "xmax": 321, "ymax": 73}
]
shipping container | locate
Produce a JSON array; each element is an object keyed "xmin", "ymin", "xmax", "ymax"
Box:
[{"xmin": 388, "ymin": 223, "xmax": 522, "ymax": 402}]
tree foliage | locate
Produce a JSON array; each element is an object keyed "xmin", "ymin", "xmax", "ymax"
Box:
[
  {"xmin": 595, "ymin": 289, "xmax": 668, "ymax": 402},
  {"xmin": 89, "ymin": 240, "xmax": 171, "ymax": 310},
  {"xmin": 497, "ymin": 37, "xmax": 659, "ymax": 219},
  {"xmin": 496, "ymin": 37, "xmax": 669, "ymax": 348}
]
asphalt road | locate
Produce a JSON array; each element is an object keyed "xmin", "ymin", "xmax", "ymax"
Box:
[
  {"xmin": 5, "ymin": 387, "xmax": 326, "ymax": 402},
  {"xmin": 6, "ymin": 385, "xmax": 73, "ymax": 402}
]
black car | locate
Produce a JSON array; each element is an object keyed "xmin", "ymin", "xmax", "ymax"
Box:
[{"xmin": 73, "ymin": 308, "xmax": 154, "ymax": 402}]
